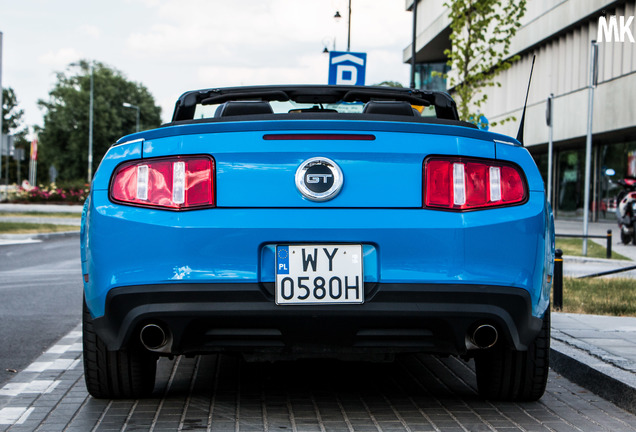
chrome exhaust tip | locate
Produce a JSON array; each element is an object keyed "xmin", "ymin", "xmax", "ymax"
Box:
[
  {"xmin": 140, "ymin": 324, "xmax": 167, "ymax": 350},
  {"xmin": 470, "ymin": 324, "xmax": 498, "ymax": 349}
]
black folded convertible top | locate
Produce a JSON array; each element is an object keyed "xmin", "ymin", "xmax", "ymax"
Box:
[{"xmin": 170, "ymin": 85, "xmax": 461, "ymax": 123}]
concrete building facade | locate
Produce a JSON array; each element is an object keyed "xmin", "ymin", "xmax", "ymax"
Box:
[{"xmin": 404, "ymin": 0, "xmax": 636, "ymax": 220}]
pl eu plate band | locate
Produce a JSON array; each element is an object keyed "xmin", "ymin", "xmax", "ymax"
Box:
[{"xmin": 295, "ymin": 157, "xmax": 344, "ymax": 202}]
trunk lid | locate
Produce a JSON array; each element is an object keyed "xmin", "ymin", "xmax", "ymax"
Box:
[{"xmin": 136, "ymin": 120, "xmax": 498, "ymax": 208}]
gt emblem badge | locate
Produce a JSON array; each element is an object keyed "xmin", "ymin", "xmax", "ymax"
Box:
[{"xmin": 295, "ymin": 157, "xmax": 343, "ymax": 202}]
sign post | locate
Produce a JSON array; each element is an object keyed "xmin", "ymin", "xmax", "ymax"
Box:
[
  {"xmin": 29, "ymin": 138, "xmax": 37, "ymax": 186},
  {"xmin": 328, "ymin": 51, "xmax": 367, "ymax": 86},
  {"xmin": 583, "ymin": 41, "xmax": 598, "ymax": 256},
  {"xmin": 546, "ymin": 93, "xmax": 554, "ymax": 204},
  {"xmin": 0, "ymin": 31, "xmax": 4, "ymax": 200}
]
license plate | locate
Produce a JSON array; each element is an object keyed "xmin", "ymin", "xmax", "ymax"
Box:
[{"xmin": 275, "ymin": 244, "xmax": 363, "ymax": 305}]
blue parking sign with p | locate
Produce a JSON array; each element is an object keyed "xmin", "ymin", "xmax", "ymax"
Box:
[{"xmin": 328, "ymin": 51, "xmax": 367, "ymax": 86}]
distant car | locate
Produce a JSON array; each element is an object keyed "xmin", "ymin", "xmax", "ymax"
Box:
[{"xmin": 80, "ymin": 85, "xmax": 554, "ymax": 401}]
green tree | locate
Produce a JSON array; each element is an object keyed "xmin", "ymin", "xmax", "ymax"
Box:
[
  {"xmin": 36, "ymin": 60, "xmax": 162, "ymax": 183},
  {"xmin": 2, "ymin": 87, "xmax": 27, "ymax": 135},
  {"xmin": 374, "ymin": 81, "xmax": 404, "ymax": 88},
  {"xmin": 2, "ymin": 88, "xmax": 29, "ymax": 184},
  {"xmin": 442, "ymin": 0, "xmax": 526, "ymax": 126}
]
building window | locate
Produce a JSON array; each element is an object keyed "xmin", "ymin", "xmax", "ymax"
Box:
[
  {"xmin": 602, "ymin": 141, "xmax": 636, "ymax": 180},
  {"xmin": 532, "ymin": 140, "xmax": 636, "ymax": 221},
  {"xmin": 556, "ymin": 150, "xmax": 584, "ymax": 216},
  {"xmin": 415, "ymin": 62, "xmax": 450, "ymax": 91}
]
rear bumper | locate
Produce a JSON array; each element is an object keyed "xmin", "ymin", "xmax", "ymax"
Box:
[{"xmin": 92, "ymin": 282, "xmax": 544, "ymax": 357}]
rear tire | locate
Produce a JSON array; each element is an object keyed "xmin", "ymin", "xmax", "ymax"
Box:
[
  {"xmin": 474, "ymin": 307, "xmax": 550, "ymax": 401},
  {"xmin": 83, "ymin": 298, "xmax": 157, "ymax": 399},
  {"xmin": 621, "ymin": 231, "xmax": 631, "ymax": 245}
]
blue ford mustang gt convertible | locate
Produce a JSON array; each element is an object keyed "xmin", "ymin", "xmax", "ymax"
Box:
[{"xmin": 80, "ymin": 85, "xmax": 554, "ymax": 400}]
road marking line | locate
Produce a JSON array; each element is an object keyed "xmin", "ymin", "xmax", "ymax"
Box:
[
  {"xmin": 0, "ymin": 239, "xmax": 42, "ymax": 245},
  {"xmin": 0, "ymin": 383, "xmax": 29, "ymax": 397},
  {"xmin": 46, "ymin": 344, "xmax": 72, "ymax": 354},
  {"xmin": 50, "ymin": 358, "xmax": 76, "ymax": 370},
  {"xmin": 0, "ymin": 380, "xmax": 59, "ymax": 397},
  {"xmin": 0, "ymin": 268, "xmax": 81, "ymax": 276},
  {"xmin": 0, "ymin": 407, "xmax": 34, "ymax": 425},
  {"xmin": 69, "ymin": 342, "xmax": 82, "ymax": 351},
  {"xmin": 23, "ymin": 362, "xmax": 52, "ymax": 373},
  {"xmin": 22, "ymin": 358, "xmax": 79, "ymax": 372}
]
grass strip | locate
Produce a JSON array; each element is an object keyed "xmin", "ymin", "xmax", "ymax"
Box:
[
  {"xmin": 554, "ymin": 277, "xmax": 636, "ymax": 317},
  {"xmin": 0, "ymin": 221, "xmax": 79, "ymax": 234},
  {"xmin": 556, "ymin": 237, "xmax": 630, "ymax": 261}
]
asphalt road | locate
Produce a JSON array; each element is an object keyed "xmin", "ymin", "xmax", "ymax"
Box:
[{"xmin": 0, "ymin": 235, "xmax": 82, "ymax": 387}]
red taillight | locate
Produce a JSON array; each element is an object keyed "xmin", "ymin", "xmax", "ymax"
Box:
[
  {"xmin": 423, "ymin": 157, "xmax": 527, "ymax": 210},
  {"xmin": 110, "ymin": 156, "xmax": 215, "ymax": 210}
]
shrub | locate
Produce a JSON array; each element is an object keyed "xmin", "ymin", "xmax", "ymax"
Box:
[{"xmin": 7, "ymin": 183, "xmax": 89, "ymax": 204}]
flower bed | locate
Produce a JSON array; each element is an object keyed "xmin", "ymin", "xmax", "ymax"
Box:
[{"xmin": 7, "ymin": 183, "xmax": 89, "ymax": 203}]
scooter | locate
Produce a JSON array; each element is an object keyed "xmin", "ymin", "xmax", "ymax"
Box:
[{"xmin": 616, "ymin": 178, "xmax": 636, "ymax": 244}]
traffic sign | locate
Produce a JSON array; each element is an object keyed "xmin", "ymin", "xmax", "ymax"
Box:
[
  {"xmin": 30, "ymin": 138, "xmax": 38, "ymax": 161},
  {"xmin": 328, "ymin": 51, "xmax": 367, "ymax": 86}
]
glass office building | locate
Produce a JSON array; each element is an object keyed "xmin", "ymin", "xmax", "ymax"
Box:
[{"xmin": 404, "ymin": 0, "xmax": 636, "ymax": 221}]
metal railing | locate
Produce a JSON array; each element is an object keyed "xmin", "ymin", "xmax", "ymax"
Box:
[{"xmin": 555, "ymin": 230, "xmax": 613, "ymax": 259}]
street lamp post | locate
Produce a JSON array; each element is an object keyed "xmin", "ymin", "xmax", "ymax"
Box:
[
  {"xmin": 0, "ymin": 31, "xmax": 4, "ymax": 201},
  {"xmin": 122, "ymin": 102, "xmax": 140, "ymax": 133},
  {"xmin": 88, "ymin": 64, "xmax": 94, "ymax": 183},
  {"xmin": 334, "ymin": 0, "xmax": 352, "ymax": 52},
  {"xmin": 546, "ymin": 93, "xmax": 554, "ymax": 204},
  {"xmin": 346, "ymin": 0, "xmax": 351, "ymax": 52},
  {"xmin": 322, "ymin": 37, "xmax": 336, "ymax": 54},
  {"xmin": 582, "ymin": 40, "xmax": 599, "ymax": 256}
]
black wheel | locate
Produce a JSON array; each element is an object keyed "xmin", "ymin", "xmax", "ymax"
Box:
[
  {"xmin": 83, "ymin": 298, "xmax": 157, "ymax": 398},
  {"xmin": 474, "ymin": 307, "xmax": 550, "ymax": 401},
  {"xmin": 621, "ymin": 231, "xmax": 631, "ymax": 245}
]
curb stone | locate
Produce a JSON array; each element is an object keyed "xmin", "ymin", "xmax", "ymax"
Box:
[
  {"xmin": 562, "ymin": 254, "xmax": 632, "ymax": 264},
  {"xmin": 550, "ymin": 336, "xmax": 636, "ymax": 414}
]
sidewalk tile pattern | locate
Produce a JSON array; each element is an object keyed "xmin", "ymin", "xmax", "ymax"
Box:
[{"xmin": 2, "ymin": 326, "xmax": 636, "ymax": 431}]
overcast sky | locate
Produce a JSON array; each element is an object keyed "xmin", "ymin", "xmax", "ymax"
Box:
[{"xmin": 0, "ymin": 0, "xmax": 412, "ymax": 132}]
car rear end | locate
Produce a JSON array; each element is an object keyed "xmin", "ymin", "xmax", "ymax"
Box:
[
  {"xmin": 81, "ymin": 119, "xmax": 552, "ymax": 359},
  {"xmin": 81, "ymin": 85, "xmax": 553, "ymax": 401}
]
